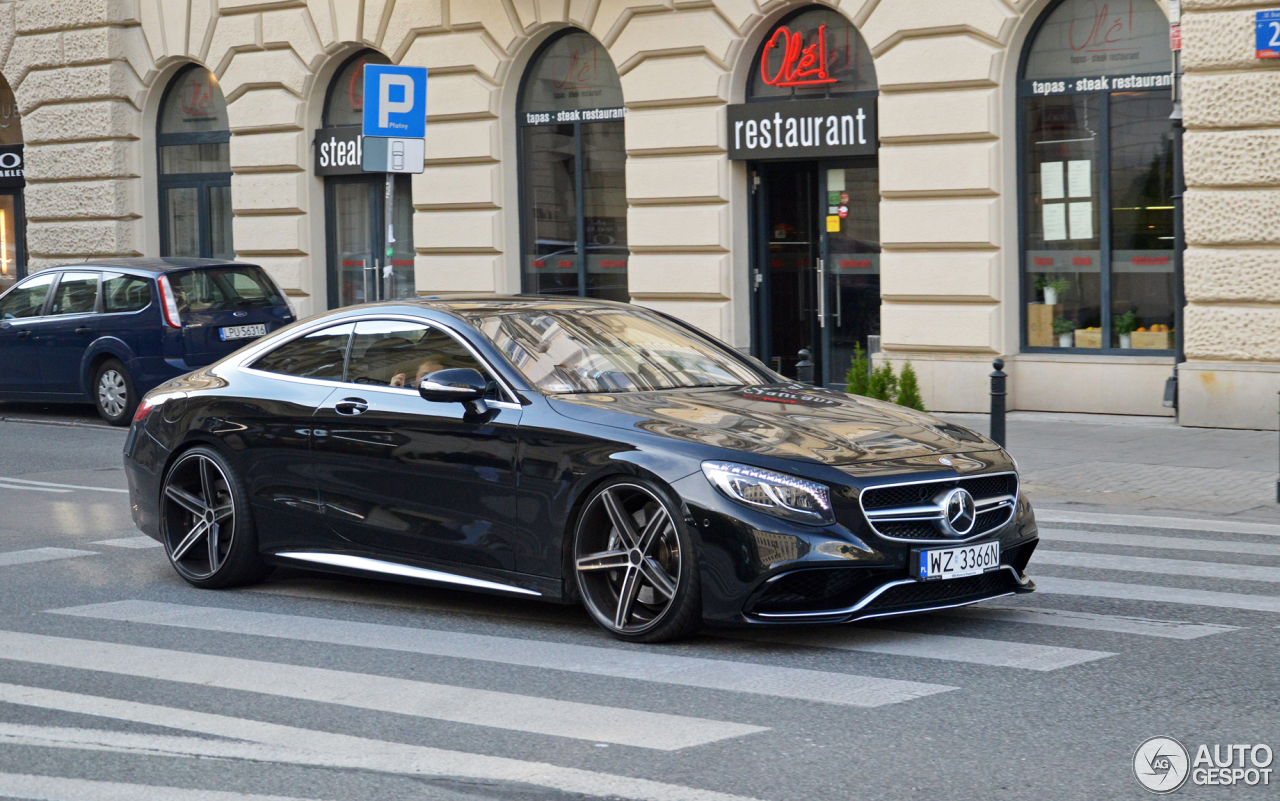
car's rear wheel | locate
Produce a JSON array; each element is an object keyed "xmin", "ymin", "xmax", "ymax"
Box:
[
  {"xmin": 93, "ymin": 359, "xmax": 137, "ymax": 426},
  {"xmin": 573, "ymin": 478, "xmax": 701, "ymax": 643},
  {"xmin": 160, "ymin": 446, "xmax": 272, "ymax": 589}
]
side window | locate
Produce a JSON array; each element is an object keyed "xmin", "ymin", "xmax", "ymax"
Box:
[
  {"xmin": 101, "ymin": 273, "xmax": 153, "ymax": 313},
  {"xmin": 251, "ymin": 323, "xmax": 353, "ymax": 381},
  {"xmin": 0, "ymin": 273, "xmax": 56, "ymax": 320},
  {"xmin": 48, "ymin": 272, "xmax": 101, "ymax": 316},
  {"xmin": 348, "ymin": 320, "xmax": 507, "ymax": 400}
]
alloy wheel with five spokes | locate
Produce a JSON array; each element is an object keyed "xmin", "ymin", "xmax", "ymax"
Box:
[
  {"xmin": 574, "ymin": 480, "xmax": 697, "ymax": 640},
  {"xmin": 161, "ymin": 451, "xmax": 236, "ymax": 581}
]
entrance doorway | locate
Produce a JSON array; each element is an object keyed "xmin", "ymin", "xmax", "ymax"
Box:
[
  {"xmin": 325, "ymin": 173, "xmax": 415, "ymax": 309},
  {"xmin": 751, "ymin": 159, "xmax": 880, "ymax": 387}
]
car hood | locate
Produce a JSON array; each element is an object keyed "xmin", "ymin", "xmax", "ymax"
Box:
[{"xmin": 548, "ymin": 383, "xmax": 999, "ymax": 466}]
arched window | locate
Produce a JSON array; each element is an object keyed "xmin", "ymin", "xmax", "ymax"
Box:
[
  {"xmin": 0, "ymin": 72, "xmax": 24, "ymax": 293},
  {"xmin": 518, "ymin": 31, "xmax": 628, "ymax": 301},
  {"xmin": 318, "ymin": 51, "xmax": 415, "ymax": 309},
  {"xmin": 157, "ymin": 65, "xmax": 233, "ymax": 259},
  {"xmin": 747, "ymin": 6, "xmax": 876, "ymax": 101},
  {"xmin": 1019, "ymin": 0, "xmax": 1174, "ymax": 352}
]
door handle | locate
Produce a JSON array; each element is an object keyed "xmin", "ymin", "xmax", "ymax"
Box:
[
  {"xmin": 816, "ymin": 258, "xmax": 826, "ymax": 328},
  {"xmin": 15, "ymin": 330, "xmax": 30, "ymax": 339},
  {"xmin": 75, "ymin": 326, "xmax": 93, "ymax": 335},
  {"xmin": 334, "ymin": 398, "xmax": 368, "ymax": 416}
]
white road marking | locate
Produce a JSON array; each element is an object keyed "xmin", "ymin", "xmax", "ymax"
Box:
[
  {"xmin": 0, "ymin": 483, "xmax": 72, "ymax": 493},
  {"xmin": 0, "ymin": 769, "xmax": 318, "ymax": 801},
  {"xmin": 0, "ymin": 548, "xmax": 97, "ymax": 568},
  {"xmin": 942, "ymin": 605, "xmax": 1240, "ymax": 639},
  {"xmin": 1036, "ymin": 509, "xmax": 1280, "ymax": 537},
  {"xmin": 1033, "ymin": 550, "xmax": 1280, "ymax": 584},
  {"xmin": 91, "ymin": 536, "xmax": 162, "ymax": 549},
  {"xmin": 1040, "ymin": 527, "xmax": 1280, "ymax": 557},
  {"xmin": 51, "ymin": 600, "xmax": 956, "ymax": 708},
  {"xmin": 0, "ymin": 476, "xmax": 128, "ymax": 493},
  {"xmin": 739, "ymin": 629, "xmax": 1113, "ymax": 671},
  {"xmin": 0, "ymin": 630, "xmax": 764, "ymax": 750},
  {"xmin": 1036, "ymin": 576, "xmax": 1280, "ymax": 613},
  {"xmin": 0, "ymin": 683, "xmax": 764, "ymax": 801}
]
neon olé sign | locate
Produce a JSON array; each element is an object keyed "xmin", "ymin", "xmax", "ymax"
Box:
[{"xmin": 760, "ymin": 24, "xmax": 837, "ymax": 88}]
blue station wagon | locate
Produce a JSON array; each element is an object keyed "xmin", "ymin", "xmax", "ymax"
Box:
[{"xmin": 0, "ymin": 258, "xmax": 295, "ymax": 424}]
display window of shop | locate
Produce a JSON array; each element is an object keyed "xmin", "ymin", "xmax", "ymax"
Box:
[
  {"xmin": 518, "ymin": 30, "xmax": 628, "ymax": 301},
  {"xmin": 1019, "ymin": 0, "xmax": 1175, "ymax": 353},
  {"xmin": 318, "ymin": 51, "xmax": 416, "ymax": 309},
  {"xmin": 157, "ymin": 65, "xmax": 233, "ymax": 260},
  {"xmin": 0, "ymin": 72, "xmax": 23, "ymax": 294},
  {"xmin": 731, "ymin": 7, "xmax": 879, "ymax": 387}
]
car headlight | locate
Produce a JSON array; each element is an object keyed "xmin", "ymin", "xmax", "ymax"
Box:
[{"xmin": 701, "ymin": 461, "xmax": 834, "ymax": 525}]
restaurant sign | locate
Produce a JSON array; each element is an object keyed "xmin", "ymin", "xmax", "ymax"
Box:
[{"xmin": 726, "ymin": 96, "xmax": 876, "ymax": 161}]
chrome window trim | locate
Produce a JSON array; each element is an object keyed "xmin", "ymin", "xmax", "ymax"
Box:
[
  {"xmin": 857, "ymin": 470, "xmax": 1020, "ymax": 545},
  {"xmin": 749, "ymin": 564, "xmax": 1027, "ymax": 621},
  {"xmin": 274, "ymin": 551, "xmax": 541, "ymax": 596},
  {"xmin": 234, "ymin": 312, "xmax": 521, "ymax": 405}
]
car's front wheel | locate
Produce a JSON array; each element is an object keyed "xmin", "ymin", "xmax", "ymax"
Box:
[
  {"xmin": 93, "ymin": 358, "xmax": 137, "ymax": 426},
  {"xmin": 160, "ymin": 446, "xmax": 272, "ymax": 589},
  {"xmin": 573, "ymin": 477, "xmax": 701, "ymax": 643}
]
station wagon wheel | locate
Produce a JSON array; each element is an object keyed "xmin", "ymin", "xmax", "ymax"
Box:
[
  {"xmin": 93, "ymin": 358, "xmax": 137, "ymax": 426},
  {"xmin": 573, "ymin": 479, "xmax": 701, "ymax": 642},
  {"xmin": 160, "ymin": 446, "xmax": 272, "ymax": 589}
]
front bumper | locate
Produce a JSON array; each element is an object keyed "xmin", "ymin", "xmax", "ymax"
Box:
[{"xmin": 672, "ymin": 465, "xmax": 1039, "ymax": 626}]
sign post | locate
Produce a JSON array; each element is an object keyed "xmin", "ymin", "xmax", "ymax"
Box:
[{"xmin": 361, "ymin": 64, "xmax": 427, "ymax": 301}]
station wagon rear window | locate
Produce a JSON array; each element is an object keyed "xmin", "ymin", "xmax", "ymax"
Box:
[{"xmin": 169, "ymin": 266, "xmax": 284, "ymax": 313}]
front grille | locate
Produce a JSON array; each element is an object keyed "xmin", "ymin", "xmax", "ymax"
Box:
[
  {"xmin": 860, "ymin": 472, "xmax": 1018, "ymax": 542},
  {"xmin": 750, "ymin": 568, "xmax": 889, "ymax": 615},
  {"xmin": 862, "ymin": 570, "xmax": 1018, "ymax": 613}
]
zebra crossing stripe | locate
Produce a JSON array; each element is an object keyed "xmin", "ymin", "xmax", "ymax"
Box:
[
  {"xmin": 1035, "ymin": 510, "xmax": 1280, "ymax": 537},
  {"xmin": 0, "ymin": 630, "xmax": 765, "ymax": 749},
  {"xmin": 737, "ymin": 628, "xmax": 1113, "ymax": 671},
  {"xmin": 1039, "ymin": 527, "xmax": 1280, "ymax": 557},
  {"xmin": 0, "ymin": 770, "xmax": 316, "ymax": 801},
  {"xmin": 1033, "ymin": 550, "xmax": 1280, "ymax": 584},
  {"xmin": 941, "ymin": 605, "xmax": 1239, "ymax": 639},
  {"xmin": 1035, "ymin": 576, "xmax": 1280, "ymax": 613},
  {"xmin": 90, "ymin": 536, "xmax": 162, "ymax": 549},
  {"xmin": 50, "ymin": 600, "xmax": 956, "ymax": 707},
  {"xmin": 0, "ymin": 548, "xmax": 96, "ymax": 568},
  {"xmin": 0, "ymin": 683, "xmax": 764, "ymax": 801}
]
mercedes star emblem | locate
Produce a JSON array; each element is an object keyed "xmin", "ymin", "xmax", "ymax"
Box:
[{"xmin": 941, "ymin": 488, "xmax": 977, "ymax": 536}]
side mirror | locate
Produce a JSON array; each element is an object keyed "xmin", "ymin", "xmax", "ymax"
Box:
[{"xmin": 419, "ymin": 368, "xmax": 488, "ymax": 414}]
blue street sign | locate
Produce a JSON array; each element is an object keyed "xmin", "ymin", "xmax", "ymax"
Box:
[
  {"xmin": 1256, "ymin": 10, "xmax": 1280, "ymax": 59},
  {"xmin": 362, "ymin": 65, "xmax": 428, "ymax": 138}
]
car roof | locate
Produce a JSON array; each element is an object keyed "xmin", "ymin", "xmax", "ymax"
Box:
[
  {"xmin": 390, "ymin": 295, "xmax": 639, "ymax": 316},
  {"xmin": 58, "ymin": 257, "xmax": 257, "ymax": 275}
]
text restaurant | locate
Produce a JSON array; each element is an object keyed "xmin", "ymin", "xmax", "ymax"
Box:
[{"xmin": 728, "ymin": 7, "xmax": 880, "ymax": 387}]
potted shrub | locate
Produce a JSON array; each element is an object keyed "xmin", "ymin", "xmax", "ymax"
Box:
[
  {"xmin": 1113, "ymin": 310, "xmax": 1137, "ymax": 349},
  {"xmin": 1052, "ymin": 316, "xmax": 1075, "ymax": 348},
  {"xmin": 1036, "ymin": 275, "xmax": 1070, "ymax": 306}
]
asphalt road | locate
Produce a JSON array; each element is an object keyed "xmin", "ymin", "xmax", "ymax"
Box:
[{"xmin": 0, "ymin": 411, "xmax": 1277, "ymax": 800}]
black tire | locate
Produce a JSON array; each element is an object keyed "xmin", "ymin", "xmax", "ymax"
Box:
[
  {"xmin": 159, "ymin": 445, "xmax": 273, "ymax": 589},
  {"xmin": 93, "ymin": 358, "xmax": 138, "ymax": 426},
  {"xmin": 572, "ymin": 476, "xmax": 701, "ymax": 643}
]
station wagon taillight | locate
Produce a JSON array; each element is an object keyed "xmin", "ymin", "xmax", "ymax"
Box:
[{"xmin": 157, "ymin": 275, "xmax": 182, "ymax": 328}]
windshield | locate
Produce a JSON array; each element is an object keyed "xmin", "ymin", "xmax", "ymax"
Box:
[
  {"xmin": 461, "ymin": 305, "xmax": 772, "ymax": 394},
  {"xmin": 169, "ymin": 266, "xmax": 285, "ymax": 313}
]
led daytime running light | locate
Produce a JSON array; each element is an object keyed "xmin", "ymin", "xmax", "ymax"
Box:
[{"xmin": 701, "ymin": 461, "xmax": 834, "ymax": 525}]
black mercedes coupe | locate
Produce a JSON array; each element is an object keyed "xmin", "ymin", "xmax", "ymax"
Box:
[{"xmin": 124, "ymin": 297, "xmax": 1038, "ymax": 642}]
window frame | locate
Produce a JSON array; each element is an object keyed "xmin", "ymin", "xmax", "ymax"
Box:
[
  {"xmin": 516, "ymin": 29, "xmax": 629, "ymax": 301},
  {"xmin": 157, "ymin": 64, "xmax": 233, "ymax": 260},
  {"xmin": 1015, "ymin": 0, "xmax": 1176, "ymax": 357}
]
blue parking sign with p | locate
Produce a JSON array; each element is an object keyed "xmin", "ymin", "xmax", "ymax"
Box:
[{"xmin": 362, "ymin": 65, "xmax": 427, "ymax": 138}]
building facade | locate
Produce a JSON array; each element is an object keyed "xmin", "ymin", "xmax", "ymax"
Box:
[{"xmin": 0, "ymin": 0, "xmax": 1272, "ymax": 429}]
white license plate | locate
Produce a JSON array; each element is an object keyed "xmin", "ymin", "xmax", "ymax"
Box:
[
  {"xmin": 219, "ymin": 324, "xmax": 266, "ymax": 341},
  {"xmin": 916, "ymin": 541, "xmax": 1000, "ymax": 581}
]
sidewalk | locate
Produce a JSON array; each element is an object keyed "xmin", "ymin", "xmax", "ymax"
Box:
[{"xmin": 941, "ymin": 411, "xmax": 1280, "ymax": 524}]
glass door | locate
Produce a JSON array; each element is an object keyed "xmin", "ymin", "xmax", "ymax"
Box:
[
  {"xmin": 752, "ymin": 161, "xmax": 818, "ymax": 380},
  {"xmin": 819, "ymin": 160, "xmax": 881, "ymax": 389},
  {"xmin": 326, "ymin": 174, "xmax": 416, "ymax": 309}
]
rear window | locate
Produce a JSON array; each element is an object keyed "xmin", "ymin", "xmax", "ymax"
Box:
[{"xmin": 169, "ymin": 266, "xmax": 284, "ymax": 313}]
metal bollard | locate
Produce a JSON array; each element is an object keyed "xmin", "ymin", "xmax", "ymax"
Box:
[
  {"xmin": 796, "ymin": 349, "xmax": 814, "ymax": 385},
  {"xmin": 990, "ymin": 358, "xmax": 1007, "ymax": 448}
]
